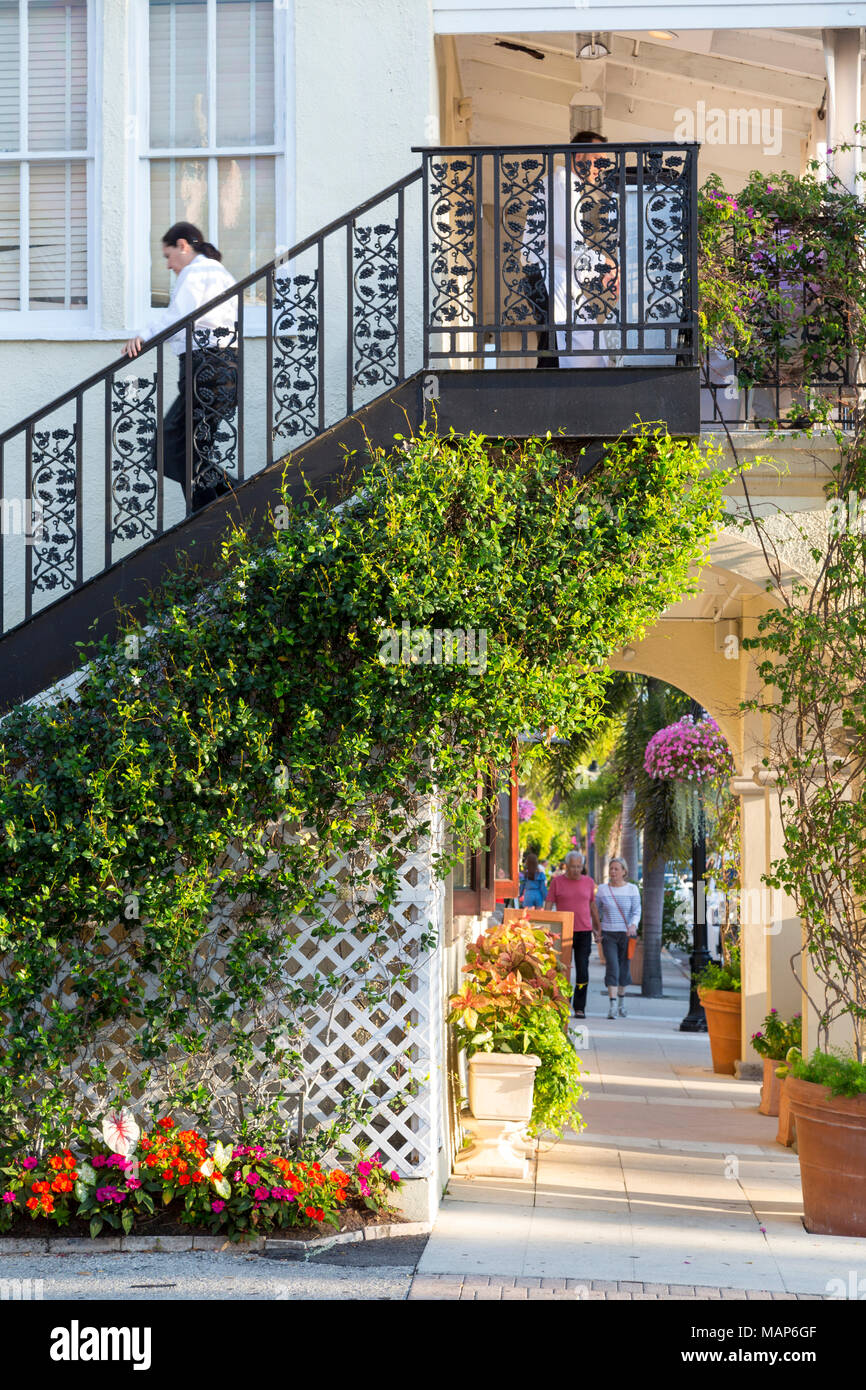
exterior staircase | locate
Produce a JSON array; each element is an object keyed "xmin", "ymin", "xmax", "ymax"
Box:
[{"xmin": 0, "ymin": 143, "xmax": 700, "ymax": 711}]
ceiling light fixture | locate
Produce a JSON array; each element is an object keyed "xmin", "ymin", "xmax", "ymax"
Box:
[
  {"xmin": 648, "ymin": 29, "xmax": 678, "ymax": 40},
  {"xmin": 575, "ymin": 31, "xmax": 611, "ymax": 60}
]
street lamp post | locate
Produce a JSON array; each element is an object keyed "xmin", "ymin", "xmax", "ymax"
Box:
[{"xmin": 680, "ymin": 705, "xmax": 709, "ymax": 1033}]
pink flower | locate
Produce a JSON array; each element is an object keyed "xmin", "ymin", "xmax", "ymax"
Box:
[
  {"xmin": 357, "ymin": 1161, "xmax": 372, "ymax": 1177},
  {"xmin": 254, "ymin": 1186, "xmax": 269, "ymax": 1201},
  {"xmin": 21, "ymin": 1157, "xmax": 37, "ymax": 1170},
  {"xmin": 390, "ymin": 1171, "xmax": 400, "ymax": 1183},
  {"xmin": 233, "ymin": 1170, "xmax": 241, "ymax": 1181},
  {"xmin": 2, "ymin": 1192, "xmax": 16, "ymax": 1203},
  {"xmin": 359, "ymin": 1179, "xmax": 370, "ymax": 1196},
  {"xmin": 245, "ymin": 1172, "xmax": 261, "ymax": 1185},
  {"xmin": 91, "ymin": 1155, "xmax": 107, "ymax": 1168},
  {"xmin": 125, "ymin": 1178, "xmax": 142, "ymax": 1190},
  {"xmin": 211, "ymin": 1200, "xmax": 225, "ymax": 1213}
]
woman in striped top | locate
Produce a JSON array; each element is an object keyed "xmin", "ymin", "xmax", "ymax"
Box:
[{"xmin": 595, "ymin": 857, "xmax": 641, "ymax": 1019}]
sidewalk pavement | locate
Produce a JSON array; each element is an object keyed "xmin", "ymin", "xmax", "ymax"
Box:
[{"xmin": 410, "ymin": 950, "xmax": 866, "ymax": 1300}]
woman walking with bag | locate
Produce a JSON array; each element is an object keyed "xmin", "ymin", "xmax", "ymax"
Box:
[
  {"xmin": 122, "ymin": 222, "xmax": 239, "ymax": 512},
  {"xmin": 596, "ymin": 857, "xmax": 641, "ymax": 1019}
]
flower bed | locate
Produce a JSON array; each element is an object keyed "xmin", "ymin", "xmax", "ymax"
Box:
[{"xmin": 0, "ymin": 1118, "xmax": 402, "ymax": 1243}]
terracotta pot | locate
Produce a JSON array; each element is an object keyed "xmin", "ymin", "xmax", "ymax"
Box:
[
  {"xmin": 776, "ymin": 1076, "xmax": 796, "ymax": 1147},
  {"xmin": 786, "ymin": 1075, "xmax": 866, "ymax": 1237},
  {"xmin": 698, "ymin": 987, "xmax": 742, "ymax": 1075},
  {"xmin": 759, "ymin": 1057, "xmax": 783, "ymax": 1116},
  {"xmin": 467, "ymin": 1051, "xmax": 541, "ymax": 1123}
]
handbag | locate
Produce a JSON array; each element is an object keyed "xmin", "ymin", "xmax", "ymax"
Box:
[{"xmin": 602, "ymin": 885, "xmax": 638, "ymax": 957}]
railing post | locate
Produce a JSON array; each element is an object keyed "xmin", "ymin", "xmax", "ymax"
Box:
[
  {"xmin": 397, "ymin": 184, "xmax": 405, "ymax": 383},
  {"xmin": 346, "ymin": 219, "xmax": 354, "ymax": 416},
  {"xmin": 236, "ymin": 291, "xmax": 245, "ymax": 484},
  {"xmin": 266, "ymin": 269, "xmax": 274, "ymax": 470},
  {"xmin": 317, "ymin": 238, "xmax": 325, "ymax": 434},
  {"xmin": 421, "ymin": 154, "xmax": 430, "ymax": 370},
  {"xmin": 689, "ymin": 143, "xmax": 699, "ymax": 366},
  {"xmin": 184, "ymin": 323, "xmax": 193, "ymax": 511},
  {"xmin": 24, "ymin": 425, "xmax": 32, "ymax": 622},
  {"xmin": 156, "ymin": 342, "xmax": 165, "ymax": 533},
  {"xmin": 75, "ymin": 393, "xmax": 83, "ymax": 589},
  {"xmin": 104, "ymin": 375, "xmax": 112, "ymax": 572}
]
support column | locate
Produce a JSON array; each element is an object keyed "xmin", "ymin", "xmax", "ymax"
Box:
[
  {"xmin": 731, "ymin": 775, "xmax": 769, "ymax": 1065},
  {"xmin": 765, "ymin": 785, "xmax": 803, "ymax": 1024},
  {"xmin": 822, "ymin": 27, "xmax": 863, "ymax": 194}
]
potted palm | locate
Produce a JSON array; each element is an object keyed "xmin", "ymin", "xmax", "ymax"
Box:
[{"xmin": 750, "ymin": 1011, "xmax": 802, "ymax": 1116}]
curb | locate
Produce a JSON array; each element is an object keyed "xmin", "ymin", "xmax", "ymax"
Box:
[
  {"xmin": 262, "ymin": 1220, "xmax": 432, "ymax": 1260},
  {"xmin": 0, "ymin": 1221, "xmax": 431, "ymax": 1258},
  {"xmin": 0, "ymin": 1234, "xmax": 266, "ymax": 1255}
]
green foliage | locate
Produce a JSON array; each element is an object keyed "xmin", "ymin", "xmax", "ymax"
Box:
[
  {"xmin": 661, "ymin": 887, "xmax": 690, "ymax": 951},
  {"xmin": 698, "ymin": 167, "xmax": 866, "ymax": 430},
  {"xmin": 751, "ymin": 1010, "xmax": 802, "ymax": 1061},
  {"xmin": 697, "ymin": 947, "xmax": 741, "ymax": 994},
  {"xmin": 0, "ymin": 424, "xmax": 734, "ymax": 1147},
  {"xmin": 789, "ymin": 1049, "xmax": 866, "ymax": 1098}
]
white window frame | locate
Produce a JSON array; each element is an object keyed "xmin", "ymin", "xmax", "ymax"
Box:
[
  {"xmin": 0, "ymin": 0, "xmax": 100, "ymax": 337},
  {"xmin": 130, "ymin": 0, "xmax": 293, "ymax": 336}
]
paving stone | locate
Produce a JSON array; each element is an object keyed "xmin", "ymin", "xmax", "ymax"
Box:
[
  {"xmin": 463, "ymin": 1275, "xmax": 490, "ymax": 1288},
  {"xmin": 0, "ymin": 1239, "xmax": 49, "ymax": 1255},
  {"xmin": 541, "ymin": 1277, "xmax": 567, "ymax": 1289},
  {"xmin": 643, "ymin": 1284, "xmax": 670, "ymax": 1294},
  {"xmin": 473, "ymin": 1285, "xmax": 503, "ymax": 1299},
  {"xmin": 772, "ymin": 1293, "xmax": 798, "ymax": 1300},
  {"xmin": 667, "ymin": 1285, "xmax": 696, "ymax": 1296},
  {"xmin": 591, "ymin": 1279, "xmax": 619, "ymax": 1291},
  {"xmin": 502, "ymin": 1287, "xmax": 529, "ymax": 1300},
  {"xmin": 694, "ymin": 1286, "xmax": 722, "ymax": 1298},
  {"xmin": 721, "ymin": 1288, "xmax": 748, "ymax": 1299},
  {"xmin": 618, "ymin": 1281, "xmax": 643, "ymax": 1292},
  {"xmin": 745, "ymin": 1291, "xmax": 774, "ymax": 1300},
  {"xmin": 607, "ymin": 1292, "xmax": 634, "ymax": 1300},
  {"xmin": 515, "ymin": 1276, "xmax": 542, "ymax": 1288}
]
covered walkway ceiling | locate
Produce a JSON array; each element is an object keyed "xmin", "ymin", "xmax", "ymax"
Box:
[{"xmin": 451, "ymin": 28, "xmax": 831, "ymax": 183}]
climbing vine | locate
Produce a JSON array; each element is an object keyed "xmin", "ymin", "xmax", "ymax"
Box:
[{"xmin": 0, "ymin": 425, "xmax": 735, "ymax": 1151}]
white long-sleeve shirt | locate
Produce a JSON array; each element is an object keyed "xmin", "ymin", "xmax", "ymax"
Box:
[{"xmin": 138, "ymin": 254, "xmax": 239, "ymax": 356}]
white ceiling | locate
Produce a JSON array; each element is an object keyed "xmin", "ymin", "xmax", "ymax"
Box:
[{"xmin": 452, "ymin": 29, "xmax": 832, "ymax": 185}]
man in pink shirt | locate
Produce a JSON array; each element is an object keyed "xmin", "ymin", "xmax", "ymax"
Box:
[{"xmin": 546, "ymin": 850, "xmax": 600, "ymax": 1017}]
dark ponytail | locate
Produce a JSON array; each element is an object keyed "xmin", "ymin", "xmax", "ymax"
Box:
[{"xmin": 162, "ymin": 221, "xmax": 222, "ymax": 262}]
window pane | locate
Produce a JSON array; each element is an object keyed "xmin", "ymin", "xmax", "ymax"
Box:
[
  {"xmin": 0, "ymin": 2, "xmax": 20, "ymax": 151},
  {"xmin": 0, "ymin": 162, "xmax": 20, "ymax": 308},
  {"xmin": 149, "ymin": 0, "xmax": 208, "ymax": 149},
  {"xmin": 149, "ymin": 156, "xmax": 208, "ymax": 305},
  {"xmin": 452, "ymin": 844, "xmax": 474, "ymax": 893},
  {"xmin": 217, "ymin": 154, "xmax": 273, "ymax": 301},
  {"xmin": 29, "ymin": 159, "xmax": 87, "ymax": 307},
  {"xmin": 495, "ymin": 788, "xmax": 513, "ymax": 881},
  {"xmin": 216, "ymin": 0, "xmax": 274, "ymax": 147},
  {"xmin": 29, "ymin": 0, "xmax": 88, "ymax": 152}
]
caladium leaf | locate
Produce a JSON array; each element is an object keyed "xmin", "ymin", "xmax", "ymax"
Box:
[
  {"xmin": 214, "ymin": 1174, "xmax": 231, "ymax": 1199},
  {"xmin": 101, "ymin": 1107, "xmax": 140, "ymax": 1158}
]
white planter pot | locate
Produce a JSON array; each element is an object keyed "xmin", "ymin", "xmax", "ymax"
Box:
[{"xmin": 467, "ymin": 1051, "xmax": 541, "ymax": 1123}]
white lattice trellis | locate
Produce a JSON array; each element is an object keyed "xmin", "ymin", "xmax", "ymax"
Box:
[{"xmin": 24, "ymin": 810, "xmax": 446, "ymax": 1179}]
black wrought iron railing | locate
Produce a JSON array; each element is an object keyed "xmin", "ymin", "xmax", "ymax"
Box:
[
  {"xmin": 418, "ymin": 142, "xmax": 699, "ymax": 367},
  {"xmin": 0, "ymin": 143, "xmax": 700, "ymax": 644}
]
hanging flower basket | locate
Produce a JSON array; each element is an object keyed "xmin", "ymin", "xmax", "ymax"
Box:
[
  {"xmin": 643, "ymin": 715, "xmax": 734, "ymax": 785},
  {"xmin": 517, "ymin": 797, "xmax": 536, "ymax": 823}
]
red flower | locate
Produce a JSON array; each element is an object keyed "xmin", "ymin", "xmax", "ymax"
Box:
[
  {"xmin": 178, "ymin": 1174, "xmax": 191, "ymax": 1186},
  {"xmin": 161, "ymin": 1170, "xmax": 173, "ymax": 1182},
  {"xmin": 156, "ymin": 1117, "xmax": 173, "ymax": 1130},
  {"xmin": 26, "ymin": 1196, "xmax": 39, "ymax": 1210}
]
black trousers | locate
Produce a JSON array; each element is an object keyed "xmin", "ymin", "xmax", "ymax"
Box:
[
  {"xmin": 158, "ymin": 348, "xmax": 239, "ymax": 507},
  {"xmin": 572, "ymin": 931, "xmax": 593, "ymax": 1013}
]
